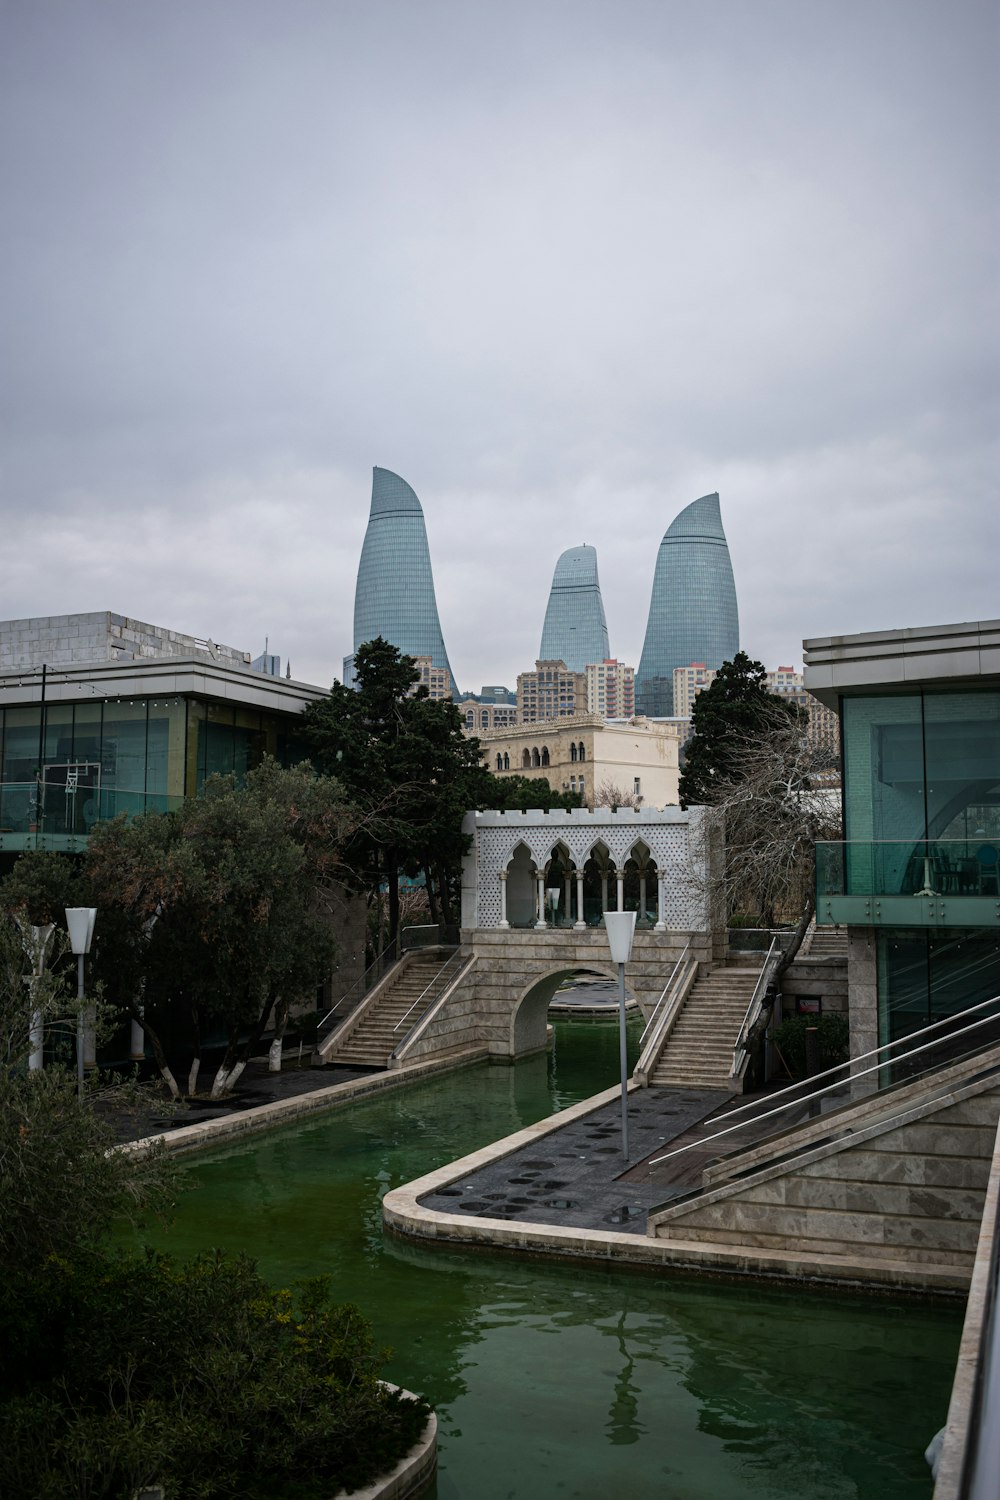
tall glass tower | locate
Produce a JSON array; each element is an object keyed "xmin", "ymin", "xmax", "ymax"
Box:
[
  {"xmin": 352, "ymin": 467, "xmax": 458, "ymax": 695},
  {"xmin": 635, "ymin": 492, "xmax": 739, "ymax": 717},
  {"xmin": 538, "ymin": 545, "xmax": 610, "ymax": 673}
]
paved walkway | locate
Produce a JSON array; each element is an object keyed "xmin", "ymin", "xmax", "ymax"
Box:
[
  {"xmin": 101, "ymin": 1057, "xmax": 377, "ymax": 1145},
  {"xmin": 418, "ymin": 1085, "xmax": 733, "ymax": 1234}
]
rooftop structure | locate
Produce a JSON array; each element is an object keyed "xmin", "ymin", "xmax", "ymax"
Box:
[
  {"xmin": 538, "ymin": 545, "xmax": 610, "ymax": 674},
  {"xmin": 352, "ymin": 466, "xmax": 458, "ymax": 696},
  {"xmin": 635, "ymin": 493, "xmax": 739, "ymax": 717}
]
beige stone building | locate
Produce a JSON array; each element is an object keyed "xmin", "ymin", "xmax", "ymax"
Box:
[
  {"xmin": 585, "ymin": 658, "xmax": 635, "ymax": 717},
  {"xmin": 411, "ymin": 656, "xmax": 452, "ymax": 701},
  {"xmin": 517, "ymin": 660, "xmax": 587, "ymax": 722},
  {"xmin": 478, "ymin": 713, "xmax": 681, "ymax": 808}
]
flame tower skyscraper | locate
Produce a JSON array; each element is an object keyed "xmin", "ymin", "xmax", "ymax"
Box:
[
  {"xmin": 351, "ymin": 467, "xmax": 457, "ymax": 695},
  {"xmin": 538, "ymin": 545, "xmax": 610, "ymax": 673},
  {"xmin": 635, "ymin": 492, "xmax": 739, "ymax": 717}
]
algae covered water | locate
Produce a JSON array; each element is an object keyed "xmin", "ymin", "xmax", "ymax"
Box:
[{"xmin": 126, "ymin": 1021, "xmax": 962, "ymax": 1499}]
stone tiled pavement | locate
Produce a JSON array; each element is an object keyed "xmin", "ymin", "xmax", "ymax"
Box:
[{"xmin": 419, "ymin": 1086, "xmax": 732, "ymax": 1234}]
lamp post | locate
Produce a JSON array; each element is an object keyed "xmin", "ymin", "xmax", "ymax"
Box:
[
  {"xmin": 66, "ymin": 907, "xmax": 97, "ymax": 1100},
  {"xmin": 604, "ymin": 909, "xmax": 636, "ymax": 1162}
]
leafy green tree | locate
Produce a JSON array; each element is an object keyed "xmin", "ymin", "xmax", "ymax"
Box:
[
  {"xmin": 85, "ymin": 759, "xmax": 358, "ymax": 1098},
  {"xmin": 0, "ymin": 910, "xmax": 173, "ymax": 1277},
  {"xmin": 678, "ymin": 651, "xmax": 801, "ymax": 809},
  {"xmin": 0, "ymin": 1254, "xmax": 429, "ymax": 1500},
  {"xmin": 301, "ymin": 638, "xmax": 494, "ymax": 945},
  {"xmin": 0, "ymin": 904, "xmax": 429, "ymax": 1500},
  {"xmin": 489, "ymin": 772, "xmax": 581, "ymax": 812}
]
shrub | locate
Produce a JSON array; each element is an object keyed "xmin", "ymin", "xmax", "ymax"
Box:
[
  {"xmin": 771, "ymin": 1012, "xmax": 850, "ymax": 1079},
  {"xmin": 0, "ymin": 1251, "xmax": 430, "ymax": 1500}
]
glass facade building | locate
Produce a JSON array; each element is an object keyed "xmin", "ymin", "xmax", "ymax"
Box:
[
  {"xmin": 0, "ymin": 678, "xmax": 313, "ymax": 856},
  {"xmin": 538, "ymin": 545, "xmax": 610, "ymax": 674},
  {"xmin": 808, "ymin": 620, "xmax": 1000, "ymax": 1051},
  {"xmin": 353, "ymin": 467, "xmax": 457, "ymax": 696},
  {"xmin": 635, "ymin": 493, "xmax": 739, "ymax": 717}
]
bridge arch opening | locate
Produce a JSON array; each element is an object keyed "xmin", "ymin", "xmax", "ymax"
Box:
[{"xmin": 511, "ymin": 964, "xmax": 640, "ymax": 1057}]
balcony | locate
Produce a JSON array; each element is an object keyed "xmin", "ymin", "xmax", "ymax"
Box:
[
  {"xmin": 816, "ymin": 840, "xmax": 1000, "ymax": 929},
  {"xmin": 0, "ymin": 780, "xmax": 183, "ymax": 853}
]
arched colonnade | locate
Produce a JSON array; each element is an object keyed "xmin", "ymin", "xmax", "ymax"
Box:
[{"xmin": 499, "ymin": 837, "xmax": 668, "ymax": 930}]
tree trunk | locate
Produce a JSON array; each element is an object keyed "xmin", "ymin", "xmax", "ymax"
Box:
[
  {"xmin": 775, "ymin": 886, "xmax": 816, "ymax": 983},
  {"xmin": 210, "ymin": 991, "xmax": 275, "ymax": 1098},
  {"xmin": 210, "ymin": 1022, "xmax": 243, "ymax": 1100},
  {"xmin": 437, "ymin": 862, "xmax": 455, "ymax": 928},
  {"xmin": 423, "ymin": 861, "xmax": 441, "ymax": 927},
  {"xmin": 269, "ymin": 995, "xmax": 290, "ymax": 1072},
  {"xmin": 386, "ymin": 848, "xmax": 400, "ymax": 955},
  {"xmin": 128, "ymin": 1001, "xmax": 180, "ymax": 1100},
  {"xmin": 187, "ymin": 1004, "xmax": 202, "ymax": 1097}
]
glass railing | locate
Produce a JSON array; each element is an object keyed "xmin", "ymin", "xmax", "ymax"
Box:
[
  {"xmin": 0, "ymin": 780, "xmax": 183, "ymax": 844},
  {"xmin": 817, "ymin": 839, "xmax": 1000, "ymax": 900}
]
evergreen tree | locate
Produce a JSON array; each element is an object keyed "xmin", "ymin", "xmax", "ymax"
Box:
[{"xmin": 678, "ymin": 652, "xmax": 800, "ymax": 808}]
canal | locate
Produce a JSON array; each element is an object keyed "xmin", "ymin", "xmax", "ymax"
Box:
[{"xmin": 125, "ymin": 1020, "xmax": 963, "ymax": 1499}]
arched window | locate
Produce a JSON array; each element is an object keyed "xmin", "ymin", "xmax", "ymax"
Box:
[
  {"xmin": 503, "ymin": 752, "xmax": 510, "ymax": 770},
  {"xmin": 522, "ymin": 749, "xmax": 531, "ymax": 768},
  {"xmin": 481, "ymin": 712, "xmax": 489, "ymax": 729},
  {"xmin": 578, "ymin": 742, "xmax": 586, "ymax": 762},
  {"xmin": 541, "ymin": 746, "xmax": 550, "ymax": 767},
  {"xmin": 465, "ymin": 711, "xmax": 474, "ymax": 727},
  {"xmin": 570, "ymin": 742, "xmax": 578, "ymax": 763},
  {"xmin": 532, "ymin": 747, "xmax": 541, "ymax": 768},
  {"xmin": 495, "ymin": 754, "xmax": 503, "ymax": 771}
]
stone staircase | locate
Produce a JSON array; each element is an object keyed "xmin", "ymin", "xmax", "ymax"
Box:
[
  {"xmin": 651, "ymin": 964, "xmax": 761, "ymax": 1089},
  {"xmin": 806, "ymin": 925, "xmax": 849, "ymax": 959},
  {"xmin": 323, "ymin": 951, "xmax": 459, "ymax": 1069}
]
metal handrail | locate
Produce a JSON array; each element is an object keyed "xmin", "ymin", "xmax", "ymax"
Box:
[
  {"xmin": 392, "ymin": 948, "xmax": 465, "ymax": 1033},
  {"xmin": 649, "ymin": 990, "xmax": 1000, "ymax": 1168},
  {"xmin": 639, "ymin": 940, "xmax": 691, "ymax": 1047},
  {"xmin": 961, "ymin": 1139, "xmax": 1000, "ymax": 1500},
  {"xmin": 390, "ymin": 953, "xmax": 477, "ymax": 1061},
  {"xmin": 317, "ymin": 939, "xmax": 399, "ymax": 1035},
  {"xmin": 731, "ymin": 937, "xmax": 780, "ymax": 1077}
]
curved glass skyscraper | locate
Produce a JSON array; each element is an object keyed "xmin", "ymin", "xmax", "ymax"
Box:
[
  {"xmin": 635, "ymin": 492, "xmax": 739, "ymax": 717},
  {"xmin": 352, "ymin": 467, "xmax": 458, "ymax": 694},
  {"xmin": 538, "ymin": 545, "xmax": 610, "ymax": 673}
]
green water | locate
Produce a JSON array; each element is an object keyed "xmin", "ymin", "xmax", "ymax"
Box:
[{"xmin": 126, "ymin": 1022, "xmax": 963, "ymax": 1499}]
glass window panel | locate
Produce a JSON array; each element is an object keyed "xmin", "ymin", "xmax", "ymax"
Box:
[
  {"xmin": 924, "ymin": 689, "xmax": 1000, "ymax": 844},
  {"xmin": 100, "ymin": 700, "xmax": 149, "ymax": 803},
  {"xmin": 146, "ymin": 696, "xmax": 187, "ymax": 804}
]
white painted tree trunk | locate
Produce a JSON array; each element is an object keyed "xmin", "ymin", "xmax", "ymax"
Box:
[
  {"xmin": 268, "ymin": 1037, "xmax": 283, "ymax": 1072},
  {"xmin": 158, "ymin": 1063, "xmax": 181, "ymax": 1099},
  {"xmin": 29, "ymin": 1009, "xmax": 44, "ymax": 1070},
  {"xmin": 210, "ymin": 1057, "xmax": 247, "ymax": 1098},
  {"xmin": 187, "ymin": 1057, "xmax": 201, "ymax": 1097}
]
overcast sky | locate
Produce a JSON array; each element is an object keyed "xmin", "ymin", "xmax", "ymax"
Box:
[{"xmin": 1, "ymin": 0, "xmax": 997, "ymax": 693}]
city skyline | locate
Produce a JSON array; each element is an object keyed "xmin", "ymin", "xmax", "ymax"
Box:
[{"xmin": 0, "ymin": 3, "xmax": 996, "ymax": 691}]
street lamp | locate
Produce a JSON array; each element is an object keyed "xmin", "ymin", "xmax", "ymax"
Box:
[
  {"xmin": 604, "ymin": 909, "xmax": 636, "ymax": 1161},
  {"xmin": 65, "ymin": 907, "xmax": 97, "ymax": 1099}
]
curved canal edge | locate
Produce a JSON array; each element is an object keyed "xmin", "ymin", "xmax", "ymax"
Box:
[
  {"xmin": 338, "ymin": 1388, "xmax": 436, "ymax": 1500},
  {"xmin": 382, "ymin": 1082, "xmax": 971, "ymax": 1295}
]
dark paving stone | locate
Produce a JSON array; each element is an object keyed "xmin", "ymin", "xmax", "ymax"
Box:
[{"xmin": 419, "ymin": 1086, "xmax": 732, "ymax": 1234}]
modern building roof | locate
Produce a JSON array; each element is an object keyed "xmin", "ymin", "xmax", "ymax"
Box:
[
  {"xmin": 352, "ymin": 466, "xmax": 458, "ymax": 695},
  {"xmin": 635, "ymin": 493, "xmax": 739, "ymax": 717},
  {"xmin": 538, "ymin": 545, "xmax": 610, "ymax": 673}
]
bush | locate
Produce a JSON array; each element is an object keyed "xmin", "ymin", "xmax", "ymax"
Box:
[
  {"xmin": 771, "ymin": 1013, "xmax": 850, "ymax": 1079},
  {"xmin": 0, "ymin": 1251, "xmax": 430, "ymax": 1500}
]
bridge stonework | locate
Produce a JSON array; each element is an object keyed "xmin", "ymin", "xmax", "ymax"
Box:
[{"xmin": 396, "ymin": 807, "xmax": 725, "ymax": 1066}]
